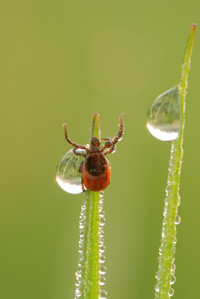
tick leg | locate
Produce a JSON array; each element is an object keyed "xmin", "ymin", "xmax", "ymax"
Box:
[
  {"xmin": 104, "ymin": 144, "xmax": 116, "ymax": 156},
  {"xmin": 111, "ymin": 113, "xmax": 124, "ymax": 144},
  {"xmin": 62, "ymin": 123, "xmax": 90, "ymax": 154},
  {"xmin": 79, "ymin": 161, "xmax": 84, "ymax": 173},
  {"xmin": 81, "ymin": 178, "xmax": 85, "ymax": 192},
  {"xmin": 100, "ymin": 138, "xmax": 111, "ymax": 153},
  {"xmin": 101, "ymin": 114, "xmax": 124, "ymax": 154},
  {"xmin": 73, "ymin": 148, "xmax": 87, "ymax": 157}
]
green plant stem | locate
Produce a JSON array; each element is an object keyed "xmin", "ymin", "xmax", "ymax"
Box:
[
  {"xmin": 75, "ymin": 113, "xmax": 101, "ymax": 299},
  {"xmin": 155, "ymin": 24, "xmax": 196, "ymax": 299}
]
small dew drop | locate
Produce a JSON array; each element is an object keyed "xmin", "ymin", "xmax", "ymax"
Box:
[
  {"xmin": 169, "ymin": 287, "xmax": 174, "ymax": 297},
  {"xmin": 99, "ymin": 255, "xmax": 106, "ymax": 263},
  {"xmin": 155, "ymin": 284, "xmax": 159, "ymax": 292},
  {"xmin": 99, "ymin": 266, "xmax": 107, "ymax": 275},
  {"xmin": 74, "ymin": 288, "xmax": 82, "ymax": 297},
  {"xmin": 56, "ymin": 149, "xmax": 85, "ymax": 194},
  {"xmin": 99, "ymin": 246, "xmax": 106, "ymax": 254},
  {"xmin": 177, "ymin": 195, "xmax": 181, "ymax": 206},
  {"xmin": 99, "ymin": 217, "xmax": 106, "ymax": 226},
  {"xmin": 163, "ymin": 206, "xmax": 168, "ymax": 217},
  {"xmin": 99, "ymin": 290, "xmax": 108, "ymax": 299},
  {"xmin": 170, "ymin": 274, "xmax": 176, "ymax": 285},
  {"xmin": 99, "ymin": 237, "xmax": 105, "ymax": 244},
  {"xmin": 100, "ymin": 211, "xmax": 105, "ymax": 216},
  {"xmin": 163, "ymin": 217, "xmax": 167, "ymax": 225},
  {"xmin": 164, "ymin": 198, "xmax": 168, "ymax": 206},
  {"xmin": 147, "ymin": 85, "xmax": 181, "ymax": 141},
  {"xmin": 75, "ymin": 270, "xmax": 81, "ymax": 278},
  {"xmin": 155, "ymin": 271, "xmax": 161, "ymax": 281},
  {"xmin": 99, "ymin": 276, "xmax": 106, "ymax": 286},
  {"xmin": 174, "ymin": 215, "xmax": 181, "ymax": 225},
  {"xmin": 171, "ymin": 262, "xmax": 176, "ymax": 274},
  {"xmin": 99, "ymin": 229, "xmax": 104, "ymax": 237}
]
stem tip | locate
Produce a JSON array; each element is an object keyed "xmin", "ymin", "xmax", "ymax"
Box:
[{"xmin": 190, "ymin": 23, "xmax": 197, "ymax": 32}]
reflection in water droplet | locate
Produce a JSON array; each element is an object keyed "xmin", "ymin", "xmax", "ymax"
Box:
[
  {"xmin": 147, "ymin": 85, "xmax": 181, "ymax": 141},
  {"xmin": 56, "ymin": 149, "xmax": 85, "ymax": 194}
]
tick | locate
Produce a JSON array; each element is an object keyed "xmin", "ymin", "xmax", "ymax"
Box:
[{"xmin": 62, "ymin": 114, "xmax": 124, "ymax": 192}]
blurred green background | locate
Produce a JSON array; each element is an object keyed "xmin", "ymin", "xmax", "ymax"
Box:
[{"xmin": 1, "ymin": 1, "xmax": 200, "ymax": 298}]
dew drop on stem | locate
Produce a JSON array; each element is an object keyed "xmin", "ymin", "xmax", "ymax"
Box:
[
  {"xmin": 56, "ymin": 149, "xmax": 86, "ymax": 194},
  {"xmin": 174, "ymin": 215, "xmax": 181, "ymax": 225},
  {"xmin": 169, "ymin": 287, "xmax": 175, "ymax": 297},
  {"xmin": 147, "ymin": 85, "xmax": 181, "ymax": 141}
]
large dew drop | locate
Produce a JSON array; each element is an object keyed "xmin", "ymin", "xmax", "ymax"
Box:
[
  {"xmin": 147, "ymin": 85, "xmax": 181, "ymax": 141},
  {"xmin": 56, "ymin": 149, "xmax": 85, "ymax": 194}
]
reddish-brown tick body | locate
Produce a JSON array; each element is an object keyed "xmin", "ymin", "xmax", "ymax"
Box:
[
  {"xmin": 82, "ymin": 152, "xmax": 111, "ymax": 191},
  {"xmin": 62, "ymin": 114, "xmax": 124, "ymax": 192}
]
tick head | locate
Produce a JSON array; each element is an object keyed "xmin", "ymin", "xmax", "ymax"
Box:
[{"xmin": 90, "ymin": 137, "xmax": 101, "ymax": 152}]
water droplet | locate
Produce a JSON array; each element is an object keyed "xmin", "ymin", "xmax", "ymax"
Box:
[
  {"xmin": 164, "ymin": 198, "xmax": 168, "ymax": 206},
  {"xmin": 169, "ymin": 287, "xmax": 174, "ymax": 297},
  {"xmin": 99, "ymin": 217, "xmax": 106, "ymax": 226},
  {"xmin": 99, "ymin": 276, "xmax": 106, "ymax": 286},
  {"xmin": 173, "ymin": 236, "xmax": 177, "ymax": 244},
  {"xmin": 163, "ymin": 206, "xmax": 168, "ymax": 217},
  {"xmin": 155, "ymin": 271, "xmax": 161, "ymax": 280},
  {"xmin": 99, "ymin": 255, "xmax": 106, "ymax": 263},
  {"xmin": 174, "ymin": 215, "xmax": 181, "ymax": 225},
  {"xmin": 99, "ymin": 245, "xmax": 106, "ymax": 253},
  {"xmin": 155, "ymin": 284, "xmax": 159, "ymax": 292},
  {"xmin": 75, "ymin": 288, "xmax": 82, "ymax": 297},
  {"xmin": 177, "ymin": 194, "xmax": 181, "ymax": 206},
  {"xmin": 147, "ymin": 85, "xmax": 181, "ymax": 141},
  {"xmin": 170, "ymin": 274, "xmax": 176, "ymax": 285},
  {"xmin": 100, "ymin": 211, "xmax": 105, "ymax": 216},
  {"xmin": 75, "ymin": 270, "xmax": 82, "ymax": 278},
  {"xmin": 163, "ymin": 217, "xmax": 167, "ymax": 225},
  {"xmin": 99, "ymin": 290, "xmax": 108, "ymax": 299},
  {"xmin": 56, "ymin": 149, "xmax": 85, "ymax": 194},
  {"xmin": 99, "ymin": 266, "xmax": 107, "ymax": 275},
  {"xmin": 99, "ymin": 237, "xmax": 104, "ymax": 244},
  {"xmin": 171, "ymin": 262, "xmax": 176, "ymax": 274},
  {"xmin": 99, "ymin": 229, "xmax": 104, "ymax": 235}
]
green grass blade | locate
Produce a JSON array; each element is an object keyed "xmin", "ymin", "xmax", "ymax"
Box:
[
  {"xmin": 75, "ymin": 113, "xmax": 106, "ymax": 299},
  {"xmin": 155, "ymin": 24, "xmax": 196, "ymax": 299}
]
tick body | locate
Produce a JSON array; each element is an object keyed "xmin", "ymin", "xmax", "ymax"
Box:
[
  {"xmin": 62, "ymin": 114, "xmax": 124, "ymax": 192},
  {"xmin": 82, "ymin": 152, "xmax": 111, "ymax": 191}
]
